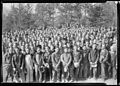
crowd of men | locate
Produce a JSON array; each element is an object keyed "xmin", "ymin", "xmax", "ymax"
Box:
[{"xmin": 2, "ymin": 26, "xmax": 117, "ymax": 83}]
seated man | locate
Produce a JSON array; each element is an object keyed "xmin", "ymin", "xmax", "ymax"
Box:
[{"xmin": 61, "ymin": 47, "xmax": 72, "ymax": 82}]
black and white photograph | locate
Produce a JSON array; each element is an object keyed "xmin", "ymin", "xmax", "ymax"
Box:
[{"xmin": 2, "ymin": 2, "xmax": 118, "ymax": 85}]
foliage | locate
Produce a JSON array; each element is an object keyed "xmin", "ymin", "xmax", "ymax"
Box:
[
  {"xmin": 2, "ymin": 3, "xmax": 34, "ymax": 32},
  {"xmin": 3, "ymin": 2, "xmax": 117, "ymax": 32}
]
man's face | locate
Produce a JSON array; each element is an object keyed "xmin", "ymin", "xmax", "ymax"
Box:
[
  {"xmin": 21, "ymin": 45, "xmax": 24, "ymax": 51},
  {"xmin": 102, "ymin": 44, "xmax": 105, "ymax": 49},
  {"xmin": 45, "ymin": 47, "xmax": 49, "ymax": 52},
  {"xmin": 15, "ymin": 48, "xmax": 19, "ymax": 54},
  {"xmin": 55, "ymin": 48, "xmax": 59, "ymax": 53},
  {"xmin": 25, "ymin": 48, "xmax": 29, "ymax": 53},
  {"xmin": 73, "ymin": 46, "xmax": 77, "ymax": 51},
  {"xmin": 92, "ymin": 44, "xmax": 96, "ymax": 50},
  {"xmin": 86, "ymin": 42, "xmax": 89, "ymax": 47},
  {"xmin": 9, "ymin": 48, "xmax": 12, "ymax": 53},
  {"xmin": 59, "ymin": 42, "xmax": 61, "ymax": 48},
  {"xmin": 64, "ymin": 48, "xmax": 67, "ymax": 53},
  {"xmin": 36, "ymin": 47, "xmax": 40, "ymax": 53}
]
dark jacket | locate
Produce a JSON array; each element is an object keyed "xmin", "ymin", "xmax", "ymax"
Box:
[{"xmin": 12, "ymin": 53, "xmax": 22, "ymax": 69}]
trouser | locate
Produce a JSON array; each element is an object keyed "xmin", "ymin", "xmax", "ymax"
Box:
[
  {"xmin": 5, "ymin": 65, "xmax": 14, "ymax": 82},
  {"xmin": 69, "ymin": 64, "xmax": 74, "ymax": 81},
  {"xmin": 19, "ymin": 69, "xmax": 26, "ymax": 82},
  {"xmin": 101, "ymin": 63, "xmax": 106, "ymax": 79},
  {"xmin": 14, "ymin": 66, "xmax": 21, "ymax": 78},
  {"xmin": 34, "ymin": 64, "xmax": 42, "ymax": 82},
  {"xmin": 26, "ymin": 66, "xmax": 33, "ymax": 82},
  {"xmin": 62, "ymin": 66, "xmax": 70, "ymax": 81},
  {"xmin": 82, "ymin": 63, "xmax": 90, "ymax": 79},
  {"xmin": 63, "ymin": 71, "xmax": 69, "ymax": 81},
  {"xmin": 52, "ymin": 68, "xmax": 60, "ymax": 81},
  {"xmin": 90, "ymin": 67, "xmax": 97, "ymax": 78},
  {"xmin": 49, "ymin": 64, "xmax": 52, "ymax": 81},
  {"xmin": 97, "ymin": 62, "xmax": 101, "ymax": 78},
  {"xmin": 60, "ymin": 62, "xmax": 63, "ymax": 81},
  {"xmin": 74, "ymin": 66, "xmax": 80, "ymax": 81},
  {"xmin": 43, "ymin": 66, "xmax": 51, "ymax": 82},
  {"xmin": 112, "ymin": 66, "xmax": 117, "ymax": 79}
]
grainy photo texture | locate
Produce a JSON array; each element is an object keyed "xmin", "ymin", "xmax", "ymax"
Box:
[{"xmin": 2, "ymin": 2, "xmax": 117, "ymax": 85}]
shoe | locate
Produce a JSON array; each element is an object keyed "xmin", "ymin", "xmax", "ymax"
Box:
[
  {"xmin": 69, "ymin": 80, "xmax": 73, "ymax": 83},
  {"xmin": 65, "ymin": 80, "xmax": 68, "ymax": 83},
  {"xmin": 56, "ymin": 80, "xmax": 60, "ymax": 83},
  {"xmin": 61, "ymin": 80, "xmax": 64, "ymax": 83},
  {"xmin": 74, "ymin": 80, "xmax": 77, "ymax": 83},
  {"xmin": 42, "ymin": 80, "xmax": 45, "ymax": 83}
]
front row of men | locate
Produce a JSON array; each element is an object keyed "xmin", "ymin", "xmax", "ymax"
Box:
[{"xmin": 4, "ymin": 43, "xmax": 117, "ymax": 82}]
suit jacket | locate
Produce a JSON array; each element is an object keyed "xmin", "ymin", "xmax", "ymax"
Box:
[
  {"xmin": 33, "ymin": 52, "xmax": 43, "ymax": 67},
  {"xmin": 83, "ymin": 49, "xmax": 89, "ymax": 64},
  {"xmin": 100, "ymin": 49, "xmax": 108, "ymax": 64},
  {"xmin": 21, "ymin": 53, "xmax": 26, "ymax": 71},
  {"xmin": 12, "ymin": 53, "xmax": 22, "ymax": 69}
]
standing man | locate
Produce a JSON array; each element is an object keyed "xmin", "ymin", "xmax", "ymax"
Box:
[
  {"xmin": 12, "ymin": 47, "xmax": 22, "ymax": 82},
  {"xmin": 43, "ymin": 46, "xmax": 52, "ymax": 82},
  {"xmin": 99, "ymin": 44, "xmax": 108, "ymax": 80},
  {"xmin": 61, "ymin": 47, "xmax": 72, "ymax": 82},
  {"xmin": 73, "ymin": 45, "xmax": 82, "ymax": 81},
  {"xmin": 4, "ymin": 47, "xmax": 14, "ymax": 82},
  {"xmin": 20, "ymin": 45, "xmax": 26, "ymax": 82},
  {"xmin": 81, "ymin": 45, "xmax": 90, "ymax": 79},
  {"xmin": 25, "ymin": 47, "xmax": 34, "ymax": 82},
  {"xmin": 89, "ymin": 44, "xmax": 99, "ymax": 79},
  {"xmin": 110, "ymin": 44, "xmax": 117, "ymax": 80},
  {"xmin": 33, "ymin": 45, "xmax": 44, "ymax": 82},
  {"xmin": 51, "ymin": 47, "xmax": 61, "ymax": 82}
]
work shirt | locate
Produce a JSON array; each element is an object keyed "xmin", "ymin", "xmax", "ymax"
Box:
[
  {"xmin": 61, "ymin": 53, "xmax": 72, "ymax": 66},
  {"xmin": 52, "ymin": 52, "xmax": 61, "ymax": 66},
  {"xmin": 73, "ymin": 51, "xmax": 82, "ymax": 62},
  {"xmin": 89, "ymin": 49, "xmax": 98, "ymax": 63},
  {"xmin": 100, "ymin": 49, "xmax": 108, "ymax": 63}
]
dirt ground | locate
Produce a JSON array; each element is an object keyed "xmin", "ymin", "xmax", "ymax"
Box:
[{"xmin": 2, "ymin": 59, "xmax": 117, "ymax": 85}]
